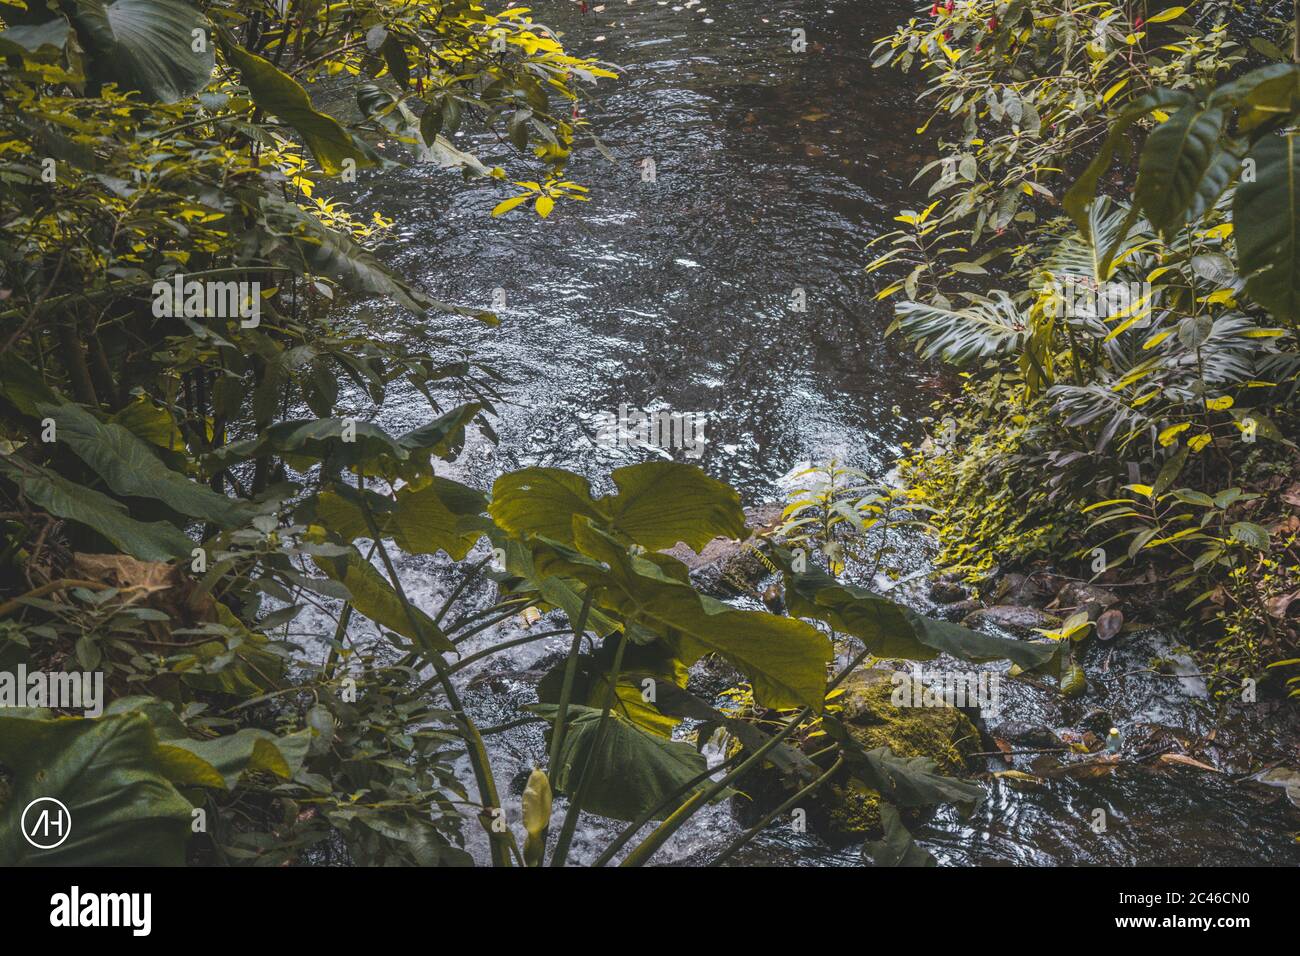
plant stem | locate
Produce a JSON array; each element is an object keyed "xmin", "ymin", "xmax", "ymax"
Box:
[
  {"xmin": 545, "ymin": 588, "xmax": 596, "ymax": 781},
  {"xmin": 550, "ymin": 632, "xmax": 627, "ymax": 866},
  {"xmin": 357, "ymin": 493, "xmax": 510, "ymax": 867},
  {"xmin": 708, "ymin": 757, "xmax": 844, "ymax": 867}
]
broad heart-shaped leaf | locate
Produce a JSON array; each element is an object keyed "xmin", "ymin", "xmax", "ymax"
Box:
[
  {"xmin": 388, "ymin": 478, "xmax": 487, "ymax": 559},
  {"xmin": 1235, "ymin": 131, "xmax": 1300, "ymax": 323},
  {"xmin": 157, "ymin": 728, "xmax": 311, "ymax": 789},
  {"xmin": 66, "ymin": 0, "xmax": 214, "ymax": 103},
  {"xmin": 0, "ymin": 712, "xmax": 193, "ymax": 865},
  {"xmin": 490, "ymin": 467, "xmax": 604, "ymax": 542},
  {"xmin": 490, "ymin": 462, "xmax": 747, "ymax": 552},
  {"xmin": 220, "ymin": 38, "xmax": 370, "ymax": 175},
  {"xmin": 529, "ymin": 704, "xmax": 710, "ymax": 821},
  {"xmin": 783, "ymin": 566, "xmax": 1059, "ymax": 672},
  {"xmin": 311, "ymin": 477, "xmax": 488, "ymax": 559},
  {"xmin": 604, "ymin": 461, "xmax": 746, "ymax": 550},
  {"xmin": 0, "ymin": 456, "xmax": 193, "ymax": 561},
  {"xmin": 537, "ymin": 645, "xmax": 689, "ymax": 738},
  {"xmin": 38, "ymin": 401, "xmax": 252, "ymax": 528},
  {"xmin": 559, "ymin": 520, "xmax": 833, "ymax": 710},
  {"xmin": 313, "ymin": 546, "xmax": 453, "ymax": 653},
  {"xmin": 490, "ymin": 534, "xmax": 620, "ymax": 637},
  {"xmin": 1134, "ymin": 103, "xmax": 1233, "ymax": 235}
]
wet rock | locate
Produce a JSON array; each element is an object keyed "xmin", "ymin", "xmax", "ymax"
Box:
[
  {"xmin": 988, "ymin": 720, "xmax": 1063, "ymax": 749},
  {"xmin": 1095, "ymin": 608, "xmax": 1124, "ymax": 640},
  {"xmin": 1078, "ymin": 708, "xmax": 1115, "ymax": 737},
  {"xmin": 937, "ymin": 598, "xmax": 982, "ymax": 622},
  {"xmin": 661, "ymin": 502, "xmax": 782, "ymax": 597},
  {"xmin": 1249, "ymin": 768, "xmax": 1300, "ymax": 809},
  {"xmin": 731, "ymin": 669, "xmax": 978, "ymax": 846},
  {"xmin": 993, "ymin": 571, "xmax": 1063, "ymax": 607},
  {"xmin": 686, "ymin": 652, "xmax": 744, "ymax": 699},
  {"xmin": 962, "ymin": 605, "xmax": 1062, "ymax": 637},
  {"xmin": 1055, "ymin": 581, "xmax": 1118, "ymax": 611},
  {"xmin": 929, "ymin": 578, "xmax": 969, "ymax": 604}
]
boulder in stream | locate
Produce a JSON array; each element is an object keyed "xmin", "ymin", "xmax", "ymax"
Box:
[
  {"xmin": 731, "ymin": 669, "xmax": 979, "ymax": 846},
  {"xmin": 661, "ymin": 502, "xmax": 783, "ymax": 598}
]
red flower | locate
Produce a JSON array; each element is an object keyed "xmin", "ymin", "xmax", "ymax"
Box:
[
  {"xmin": 1134, "ymin": 16, "xmax": 1144, "ymax": 28},
  {"xmin": 988, "ymin": 16, "xmax": 997, "ymax": 30},
  {"xmin": 930, "ymin": 2, "xmax": 939, "ymax": 14},
  {"xmin": 944, "ymin": 29, "xmax": 952, "ymax": 41},
  {"xmin": 945, "ymin": 0, "xmax": 954, "ymax": 11}
]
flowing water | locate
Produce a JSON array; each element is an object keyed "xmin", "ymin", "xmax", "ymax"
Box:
[{"xmin": 339, "ymin": 0, "xmax": 1300, "ymax": 865}]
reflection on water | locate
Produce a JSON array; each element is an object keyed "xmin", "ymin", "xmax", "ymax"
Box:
[
  {"xmin": 338, "ymin": 0, "xmax": 1300, "ymax": 865},
  {"xmin": 354, "ymin": 0, "xmax": 939, "ymax": 499}
]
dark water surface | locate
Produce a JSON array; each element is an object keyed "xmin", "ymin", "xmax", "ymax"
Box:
[
  {"xmin": 341, "ymin": 0, "xmax": 1300, "ymax": 865},
  {"xmin": 357, "ymin": 0, "xmax": 938, "ymax": 498}
]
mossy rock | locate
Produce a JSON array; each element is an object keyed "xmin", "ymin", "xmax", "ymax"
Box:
[{"xmin": 731, "ymin": 669, "xmax": 980, "ymax": 846}]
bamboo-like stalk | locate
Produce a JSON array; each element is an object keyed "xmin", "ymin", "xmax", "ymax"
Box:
[
  {"xmin": 550, "ymin": 632, "xmax": 628, "ymax": 866},
  {"xmin": 545, "ymin": 588, "xmax": 596, "ymax": 783},
  {"xmin": 357, "ymin": 492, "xmax": 511, "ymax": 867},
  {"xmin": 708, "ymin": 758, "xmax": 844, "ymax": 867}
]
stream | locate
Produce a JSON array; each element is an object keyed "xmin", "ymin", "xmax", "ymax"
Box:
[{"xmin": 336, "ymin": 0, "xmax": 1300, "ymax": 866}]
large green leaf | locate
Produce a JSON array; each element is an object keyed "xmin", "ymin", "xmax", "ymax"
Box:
[
  {"xmin": 216, "ymin": 407, "xmax": 478, "ymax": 475},
  {"xmin": 313, "ymin": 547, "xmax": 453, "ymax": 653},
  {"xmin": 823, "ymin": 718, "xmax": 983, "ymax": 813},
  {"xmin": 220, "ymin": 38, "xmax": 369, "ymax": 175},
  {"xmin": 0, "ymin": 456, "xmax": 193, "ymax": 560},
  {"xmin": 66, "ymin": 0, "xmax": 214, "ymax": 103},
  {"xmin": 310, "ymin": 477, "xmax": 488, "ymax": 560},
  {"xmin": 0, "ymin": 712, "xmax": 193, "ymax": 865},
  {"xmin": 784, "ymin": 565, "xmax": 1060, "ymax": 671},
  {"xmin": 389, "ymin": 477, "xmax": 487, "ymax": 559},
  {"xmin": 490, "ymin": 467, "xmax": 604, "ymax": 543},
  {"xmin": 1235, "ymin": 131, "xmax": 1300, "ymax": 323},
  {"xmin": 1134, "ymin": 103, "xmax": 1233, "ymax": 235},
  {"xmin": 157, "ymin": 728, "xmax": 310, "ymax": 789},
  {"xmin": 490, "ymin": 462, "xmax": 747, "ymax": 551},
  {"xmin": 1064, "ymin": 90, "xmax": 1194, "ymax": 235},
  {"xmin": 531, "ymin": 704, "xmax": 710, "ymax": 821},
  {"xmin": 39, "ymin": 401, "xmax": 252, "ymax": 528},
  {"xmin": 1045, "ymin": 198, "xmax": 1151, "ymax": 284},
  {"xmin": 560, "ymin": 520, "xmax": 834, "ymax": 710},
  {"xmin": 604, "ymin": 461, "xmax": 747, "ymax": 550},
  {"xmin": 862, "ymin": 802, "xmax": 936, "ymax": 867}
]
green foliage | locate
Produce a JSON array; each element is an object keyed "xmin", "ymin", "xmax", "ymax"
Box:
[
  {"xmin": 0, "ymin": 710, "xmax": 194, "ymax": 865},
  {"xmin": 876, "ymin": 1, "xmax": 1300, "ymax": 690}
]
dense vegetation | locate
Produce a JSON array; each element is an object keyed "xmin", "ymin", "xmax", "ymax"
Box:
[
  {"xmin": 0, "ymin": 0, "xmax": 1079, "ymax": 867},
  {"xmin": 872, "ymin": 0, "xmax": 1300, "ymax": 700}
]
